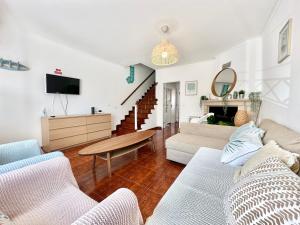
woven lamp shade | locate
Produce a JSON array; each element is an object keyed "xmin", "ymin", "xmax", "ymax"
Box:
[
  {"xmin": 234, "ymin": 110, "xmax": 249, "ymax": 127},
  {"xmin": 152, "ymin": 39, "xmax": 179, "ymax": 66}
]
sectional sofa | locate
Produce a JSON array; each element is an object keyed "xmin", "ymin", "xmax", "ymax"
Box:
[
  {"xmin": 166, "ymin": 119, "xmax": 300, "ymax": 164},
  {"xmin": 145, "ymin": 119, "xmax": 300, "ymax": 224},
  {"xmin": 165, "ymin": 122, "xmax": 237, "ymax": 164}
]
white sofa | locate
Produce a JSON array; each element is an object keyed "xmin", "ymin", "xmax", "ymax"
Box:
[
  {"xmin": 146, "ymin": 119, "xmax": 300, "ymax": 224},
  {"xmin": 166, "ymin": 119, "xmax": 300, "ymax": 164},
  {"xmin": 146, "ymin": 147, "xmax": 235, "ymax": 225},
  {"xmin": 166, "ymin": 123, "xmax": 237, "ymax": 164}
]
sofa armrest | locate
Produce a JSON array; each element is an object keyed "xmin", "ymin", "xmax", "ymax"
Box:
[
  {"xmin": 179, "ymin": 122, "xmax": 237, "ymax": 140},
  {"xmin": 0, "ymin": 157, "xmax": 79, "ymax": 218},
  {"xmin": 72, "ymin": 188, "xmax": 143, "ymax": 225},
  {"xmin": 0, "ymin": 139, "xmax": 42, "ymax": 165},
  {"xmin": 0, "ymin": 151, "xmax": 64, "ymax": 174}
]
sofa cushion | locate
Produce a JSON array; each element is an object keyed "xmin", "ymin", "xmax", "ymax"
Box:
[
  {"xmin": 0, "ymin": 151, "xmax": 64, "ymax": 174},
  {"xmin": 166, "ymin": 133, "xmax": 228, "ymax": 154},
  {"xmin": 234, "ymin": 140, "xmax": 300, "ymax": 182},
  {"xmin": 180, "ymin": 122, "xmax": 237, "ymax": 140},
  {"xmin": 0, "ymin": 139, "xmax": 42, "ymax": 165},
  {"xmin": 146, "ymin": 148, "xmax": 235, "ymax": 225},
  {"xmin": 260, "ymin": 119, "xmax": 300, "ymax": 154},
  {"xmin": 225, "ymin": 157, "xmax": 300, "ymax": 225}
]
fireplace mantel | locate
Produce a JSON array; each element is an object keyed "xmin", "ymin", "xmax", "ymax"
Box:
[{"xmin": 202, "ymin": 99, "xmax": 254, "ymax": 120}]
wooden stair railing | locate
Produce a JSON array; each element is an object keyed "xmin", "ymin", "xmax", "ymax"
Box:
[{"xmin": 121, "ymin": 70, "xmax": 155, "ymax": 106}]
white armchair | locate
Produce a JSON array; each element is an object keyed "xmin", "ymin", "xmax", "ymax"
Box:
[{"xmin": 189, "ymin": 113, "xmax": 214, "ymax": 123}]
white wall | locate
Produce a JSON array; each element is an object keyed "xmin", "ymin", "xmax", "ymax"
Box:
[
  {"xmin": 0, "ymin": 12, "xmax": 154, "ymax": 144},
  {"xmin": 288, "ymin": 0, "xmax": 300, "ymax": 132},
  {"xmin": 207, "ymin": 0, "xmax": 300, "ymax": 132},
  {"xmin": 259, "ymin": 0, "xmax": 300, "ymax": 131},
  {"xmin": 214, "ymin": 38, "xmax": 263, "ymax": 94},
  {"xmin": 156, "ymin": 60, "xmax": 215, "ymax": 127},
  {"xmin": 154, "ymin": 0, "xmax": 300, "ymax": 131}
]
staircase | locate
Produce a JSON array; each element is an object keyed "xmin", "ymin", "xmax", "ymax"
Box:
[{"xmin": 116, "ymin": 83, "xmax": 157, "ymax": 135}]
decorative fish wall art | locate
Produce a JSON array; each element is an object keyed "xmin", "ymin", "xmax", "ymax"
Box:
[
  {"xmin": 0, "ymin": 58, "xmax": 30, "ymax": 71},
  {"xmin": 126, "ymin": 65, "xmax": 135, "ymax": 84}
]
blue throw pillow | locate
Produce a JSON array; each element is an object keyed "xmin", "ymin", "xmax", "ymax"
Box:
[
  {"xmin": 230, "ymin": 121, "xmax": 264, "ymax": 141},
  {"xmin": 221, "ymin": 122, "xmax": 265, "ymax": 166}
]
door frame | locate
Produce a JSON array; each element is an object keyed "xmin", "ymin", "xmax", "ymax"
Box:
[{"xmin": 163, "ymin": 82, "xmax": 180, "ymax": 128}]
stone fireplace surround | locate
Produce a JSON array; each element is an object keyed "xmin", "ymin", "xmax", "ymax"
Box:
[{"xmin": 201, "ymin": 99, "xmax": 255, "ymax": 121}]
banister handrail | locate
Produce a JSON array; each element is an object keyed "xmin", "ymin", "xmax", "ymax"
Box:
[{"xmin": 121, "ymin": 70, "xmax": 155, "ymax": 105}]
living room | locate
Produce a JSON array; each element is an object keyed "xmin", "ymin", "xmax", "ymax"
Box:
[{"xmin": 1, "ymin": 0, "xmax": 300, "ymax": 224}]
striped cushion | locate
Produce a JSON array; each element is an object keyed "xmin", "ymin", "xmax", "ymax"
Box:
[
  {"xmin": 225, "ymin": 157, "xmax": 300, "ymax": 225},
  {"xmin": 230, "ymin": 121, "xmax": 264, "ymax": 141}
]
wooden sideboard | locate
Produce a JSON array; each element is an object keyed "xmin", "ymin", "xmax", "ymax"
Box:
[{"xmin": 41, "ymin": 114, "xmax": 112, "ymax": 152}]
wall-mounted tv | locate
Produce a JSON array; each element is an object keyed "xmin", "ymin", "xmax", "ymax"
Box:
[{"xmin": 46, "ymin": 74, "xmax": 80, "ymax": 95}]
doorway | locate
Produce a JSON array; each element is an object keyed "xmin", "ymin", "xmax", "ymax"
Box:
[{"xmin": 163, "ymin": 82, "xmax": 180, "ymax": 128}]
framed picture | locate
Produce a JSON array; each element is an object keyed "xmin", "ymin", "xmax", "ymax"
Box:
[
  {"xmin": 185, "ymin": 80, "xmax": 197, "ymax": 96},
  {"xmin": 278, "ymin": 19, "xmax": 292, "ymax": 63}
]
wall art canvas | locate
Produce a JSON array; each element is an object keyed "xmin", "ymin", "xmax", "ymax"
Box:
[
  {"xmin": 278, "ymin": 19, "xmax": 292, "ymax": 63},
  {"xmin": 185, "ymin": 80, "xmax": 197, "ymax": 96}
]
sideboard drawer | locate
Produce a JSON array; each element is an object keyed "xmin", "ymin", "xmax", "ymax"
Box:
[
  {"xmin": 42, "ymin": 113, "xmax": 112, "ymax": 152},
  {"xmin": 87, "ymin": 122, "xmax": 111, "ymax": 133},
  {"xmin": 87, "ymin": 130, "xmax": 111, "ymax": 141},
  {"xmin": 49, "ymin": 117, "xmax": 86, "ymax": 130},
  {"xmin": 49, "ymin": 126, "xmax": 87, "ymax": 141},
  {"xmin": 49, "ymin": 134, "xmax": 87, "ymax": 150},
  {"xmin": 86, "ymin": 115, "xmax": 111, "ymax": 125}
]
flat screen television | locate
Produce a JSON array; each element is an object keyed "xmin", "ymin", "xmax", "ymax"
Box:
[{"xmin": 46, "ymin": 74, "xmax": 80, "ymax": 95}]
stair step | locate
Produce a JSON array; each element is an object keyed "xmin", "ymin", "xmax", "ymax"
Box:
[
  {"xmin": 116, "ymin": 82, "xmax": 157, "ymax": 134},
  {"xmin": 125, "ymin": 117, "xmax": 135, "ymax": 123},
  {"xmin": 138, "ymin": 109, "xmax": 151, "ymax": 114},
  {"xmin": 138, "ymin": 113, "xmax": 149, "ymax": 119},
  {"xmin": 137, "ymin": 106, "xmax": 155, "ymax": 111},
  {"xmin": 121, "ymin": 123, "xmax": 135, "ymax": 130},
  {"xmin": 116, "ymin": 129, "xmax": 136, "ymax": 135}
]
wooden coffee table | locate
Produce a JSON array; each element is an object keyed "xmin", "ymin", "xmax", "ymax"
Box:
[{"xmin": 78, "ymin": 130, "xmax": 156, "ymax": 177}]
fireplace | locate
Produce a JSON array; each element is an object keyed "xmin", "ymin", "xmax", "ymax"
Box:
[{"xmin": 209, "ymin": 106, "xmax": 238, "ymax": 126}]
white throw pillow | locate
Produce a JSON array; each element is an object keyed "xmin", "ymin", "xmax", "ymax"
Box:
[{"xmin": 221, "ymin": 122, "xmax": 265, "ymax": 166}]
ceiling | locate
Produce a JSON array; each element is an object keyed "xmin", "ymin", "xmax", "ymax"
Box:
[{"xmin": 2, "ymin": 0, "xmax": 278, "ymax": 68}]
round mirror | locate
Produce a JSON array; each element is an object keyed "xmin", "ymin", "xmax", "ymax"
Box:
[{"xmin": 211, "ymin": 68, "xmax": 237, "ymax": 97}]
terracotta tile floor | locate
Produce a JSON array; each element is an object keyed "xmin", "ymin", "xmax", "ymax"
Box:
[{"xmin": 64, "ymin": 123, "xmax": 184, "ymax": 219}]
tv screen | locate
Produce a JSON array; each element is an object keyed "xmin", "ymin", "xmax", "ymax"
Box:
[{"xmin": 46, "ymin": 74, "xmax": 80, "ymax": 95}]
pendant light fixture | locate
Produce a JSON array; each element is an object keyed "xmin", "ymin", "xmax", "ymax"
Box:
[{"xmin": 151, "ymin": 25, "xmax": 179, "ymax": 66}]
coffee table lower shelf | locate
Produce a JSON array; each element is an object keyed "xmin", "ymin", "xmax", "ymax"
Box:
[{"xmin": 93, "ymin": 139, "xmax": 155, "ymax": 177}]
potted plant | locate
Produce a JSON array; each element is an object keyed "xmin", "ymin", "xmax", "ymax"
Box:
[
  {"xmin": 249, "ymin": 92, "xmax": 262, "ymax": 124},
  {"xmin": 239, "ymin": 90, "xmax": 245, "ymax": 99},
  {"xmin": 207, "ymin": 115, "xmax": 216, "ymax": 125},
  {"xmin": 233, "ymin": 91, "xmax": 238, "ymax": 99}
]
